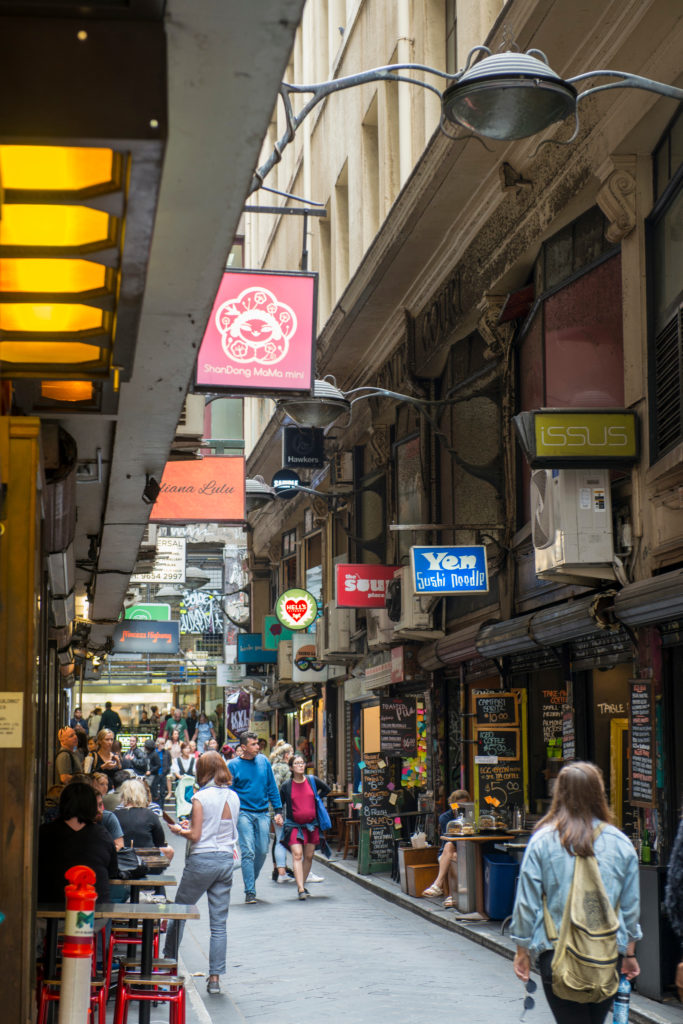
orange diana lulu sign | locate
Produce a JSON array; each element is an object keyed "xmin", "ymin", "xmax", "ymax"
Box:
[{"xmin": 150, "ymin": 457, "xmax": 245, "ymax": 523}]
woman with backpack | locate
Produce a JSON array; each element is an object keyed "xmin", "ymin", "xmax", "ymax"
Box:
[
  {"xmin": 510, "ymin": 761, "xmax": 641, "ymax": 1023},
  {"xmin": 278, "ymin": 752, "xmax": 330, "ymax": 900}
]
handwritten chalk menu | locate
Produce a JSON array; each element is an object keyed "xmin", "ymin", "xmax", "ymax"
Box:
[
  {"xmin": 562, "ymin": 707, "xmax": 576, "ymax": 762},
  {"xmin": 477, "ymin": 729, "xmax": 519, "ymax": 761},
  {"xmin": 477, "ymin": 759, "xmax": 523, "ymax": 809},
  {"xmin": 359, "ymin": 752, "xmax": 394, "ymax": 874},
  {"xmin": 473, "ymin": 692, "xmax": 518, "ymax": 726},
  {"xmin": 630, "ymin": 680, "xmax": 655, "ymax": 807},
  {"xmin": 380, "ymin": 698, "xmax": 417, "ymax": 757},
  {"xmin": 541, "ymin": 688, "xmax": 567, "ymax": 743}
]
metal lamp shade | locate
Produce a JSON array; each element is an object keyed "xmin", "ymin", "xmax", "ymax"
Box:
[
  {"xmin": 442, "ymin": 52, "xmax": 577, "ymax": 140},
  {"xmin": 280, "ymin": 378, "xmax": 350, "ymax": 428},
  {"xmin": 246, "ymin": 476, "xmax": 276, "ymax": 512}
]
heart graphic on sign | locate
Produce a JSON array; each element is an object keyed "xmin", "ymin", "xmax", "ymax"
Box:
[{"xmin": 285, "ymin": 599, "xmax": 308, "ymax": 622}]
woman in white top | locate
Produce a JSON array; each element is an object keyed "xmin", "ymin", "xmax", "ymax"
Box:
[
  {"xmin": 165, "ymin": 751, "xmax": 240, "ymax": 995},
  {"xmin": 170, "ymin": 741, "xmax": 195, "ymax": 820}
]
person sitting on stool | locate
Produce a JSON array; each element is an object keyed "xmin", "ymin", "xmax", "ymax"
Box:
[{"xmin": 423, "ymin": 788, "xmax": 471, "ymax": 908}]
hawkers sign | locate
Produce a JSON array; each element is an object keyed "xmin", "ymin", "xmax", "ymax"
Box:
[
  {"xmin": 410, "ymin": 546, "xmax": 489, "ymax": 595},
  {"xmin": 335, "ymin": 564, "xmax": 398, "ymax": 609},
  {"xmin": 513, "ymin": 410, "xmax": 639, "ymax": 468}
]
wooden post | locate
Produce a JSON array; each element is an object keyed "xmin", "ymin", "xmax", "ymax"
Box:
[{"xmin": 0, "ymin": 417, "xmax": 41, "ymax": 1023}]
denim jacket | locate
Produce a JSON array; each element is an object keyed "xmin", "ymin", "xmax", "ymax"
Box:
[{"xmin": 510, "ymin": 821, "xmax": 642, "ymax": 956}]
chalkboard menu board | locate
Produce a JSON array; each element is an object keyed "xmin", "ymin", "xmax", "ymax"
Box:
[
  {"xmin": 540, "ymin": 688, "xmax": 566, "ymax": 743},
  {"xmin": 630, "ymin": 680, "xmax": 655, "ymax": 807},
  {"xmin": 473, "ymin": 692, "xmax": 518, "ymax": 726},
  {"xmin": 359, "ymin": 752, "xmax": 395, "ymax": 874},
  {"xmin": 380, "ymin": 698, "xmax": 417, "ymax": 756},
  {"xmin": 477, "ymin": 759, "xmax": 523, "ymax": 809},
  {"xmin": 477, "ymin": 729, "xmax": 519, "ymax": 761},
  {"xmin": 562, "ymin": 707, "xmax": 576, "ymax": 762}
]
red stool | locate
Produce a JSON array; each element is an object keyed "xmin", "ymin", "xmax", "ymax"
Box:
[
  {"xmin": 112, "ymin": 971, "xmax": 185, "ymax": 1024},
  {"xmin": 105, "ymin": 924, "xmax": 159, "ymax": 998},
  {"xmin": 37, "ymin": 976, "xmax": 106, "ymax": 1024}
]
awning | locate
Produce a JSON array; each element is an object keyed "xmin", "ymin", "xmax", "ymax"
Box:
[{"xmin": 613, "ymin": 567, "xmax": 683, "ymax": 627}]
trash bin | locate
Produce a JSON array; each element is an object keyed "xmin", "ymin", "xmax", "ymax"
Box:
[{"xmin": 484, "ymin": 852, "xmax": 519, "ymax": 919}]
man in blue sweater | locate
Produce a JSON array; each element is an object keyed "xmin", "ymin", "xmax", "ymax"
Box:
[{"xmin": 229, "ymin": 731, "xmax": 283, "ymax": 903}]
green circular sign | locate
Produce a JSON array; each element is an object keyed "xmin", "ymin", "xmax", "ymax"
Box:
[{"xmin": 275, "ymin": 588, "xmax": 318, "ymax": 630}]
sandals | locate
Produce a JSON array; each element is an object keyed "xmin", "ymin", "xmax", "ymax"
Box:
[
  {"xmin": 422, "ymin": 884, "xmax": 444, "ymax": 897},
  {"xmin": 443, "ymin": 896, "xmax": 455, "ymax": 908}
]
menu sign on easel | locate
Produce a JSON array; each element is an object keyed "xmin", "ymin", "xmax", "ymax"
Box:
[
  {"xmin": 629, "ymin": 679, "xmax": 655, "ymax": 807},
  {"xmin": 358, "ymin": 751, "xmax": 394, "ymax": 875},
  {"xmin": 379, "ymin": 698, "xmax": 417, "ymax": 756}
]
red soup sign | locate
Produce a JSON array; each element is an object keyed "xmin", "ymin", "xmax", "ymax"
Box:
[
  {"xmin": 335, "ymin": 564, "xmax": 399, "ymax": 609},
  {"xmin": 150, "ymin": 457, "xmax": 245, "ymax": 523},
  {"xmin": 195, "ymin": 269, "xmax": 317, "ymax": 395}
]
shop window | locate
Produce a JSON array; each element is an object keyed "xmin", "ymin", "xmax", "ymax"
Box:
[{"xmin": 648, "ymin": 109, "xmax": 683, "ymax": 462}]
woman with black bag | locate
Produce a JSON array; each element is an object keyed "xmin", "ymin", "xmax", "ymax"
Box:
[
  {"xmin": 510, "ymin": 762, "xmax": 641, "ymax": 1024},
  {"xmin": 279, "ymin": 753, "xmax": 330, "ymax": 900}
]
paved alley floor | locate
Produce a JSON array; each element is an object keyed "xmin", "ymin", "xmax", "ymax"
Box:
[{"xmin": 167, "ymin": 837, "xmax": 555, "ymax": 1024}]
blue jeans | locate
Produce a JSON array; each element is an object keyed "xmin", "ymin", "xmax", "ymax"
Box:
[
  {"xmin": 163, "ymin": 852, "xmax": 233, "ymax": 975},
  {"xmin": 274, "ymin": 822, "xmax": 287, "ymax": 869},
  {"xmin": 238, "ymin": 810, "xmax": 271, "ymax": 895}
]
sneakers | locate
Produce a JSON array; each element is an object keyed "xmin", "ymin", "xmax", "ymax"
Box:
[
  {"xmin": 307, "ymin": 872, "xmax": 324, "ymax": 883},
  {"xmin": 297, "ymin": 890, "xmax": 307, "ymax": 900},
  {"xmin": 276, "ymin": 874, "xmax": 295, "ymax": 884},
  {"xmin": 207, "ymin": 978, "xmax": 220, "ymax": 995},
  {"xmin": 245, "ymin": 892, "xmax": 257, "ymax": 904}
]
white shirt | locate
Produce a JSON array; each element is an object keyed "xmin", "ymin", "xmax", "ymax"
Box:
[{"xmin": 189, "ymin": 785, "xmax": 240, "ymax": 856}]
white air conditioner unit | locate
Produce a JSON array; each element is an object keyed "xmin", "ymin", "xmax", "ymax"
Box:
[
  {"xmin": 531, "ymin": 468, "xmax": 616, "ymax": 583},
  {"xmin": 389, "ymin": 566, "xmax": 445, "ymax": 639},
  {"xmin": 366, "ymin": 607, "xmax": 394, "ymax": 649},
  {"xmin": 47, "ymin": 543, "xmax": 75, "ymax": 598},
  {"xmin": 317, "ymin": 601, "xmax": 356, "ymax": 660},
  {"xmin": 176, "ymin": 394, "xmax": 205, "ymax": 438},
  {"xmin": 277, "ymin": 640, "xmax": 293, "ymax": 681}
]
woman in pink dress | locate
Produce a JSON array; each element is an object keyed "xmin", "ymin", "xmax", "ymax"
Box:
[{"xmin": 278, "ymin": 753, "xmax": 330, "ymax": 900}]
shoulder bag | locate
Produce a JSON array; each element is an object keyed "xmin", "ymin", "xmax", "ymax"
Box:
[{"xmin": 307, "ymin": 776, "xmax": 332, "ymax": 831}]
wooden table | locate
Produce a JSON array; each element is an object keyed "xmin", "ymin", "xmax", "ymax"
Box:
[
  {"xmin": 99, "ymin": 902, "xmax": 199, "ymax": 1024},
  {"xmin": 109, "ymin": 874, "xmax": 176, "ymax": 904},
  {"xmin": 440, "ymin": 834, "xmax": 515, "ymax": 917}
]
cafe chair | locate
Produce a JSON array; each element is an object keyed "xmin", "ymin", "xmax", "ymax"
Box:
[
  {"xmin": 37, "ymin": 974, "xmax": 106, "ymax": 1024},
  {"xmin": 105, "ymin": 923, "xmax": 160, "ymax": 998},
  {"xmin": 112, "ymin": 969, "xmax": 186, "ymax": 1024},
  {"xmin": 341, "ymin": 818, "xmax": 360, "ymax": 859}
]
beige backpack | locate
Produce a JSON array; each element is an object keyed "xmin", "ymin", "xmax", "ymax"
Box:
[{"xmin": 543, "ymin": 824, "xmax": 620, "ymax": 1003}]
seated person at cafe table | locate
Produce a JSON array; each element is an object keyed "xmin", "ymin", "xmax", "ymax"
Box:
[
  {"xmin": 422, "ymin": 789, "xmax": 471, "ymax": 908},
  {"xmin": 114, "ymin": 778, "xmax": 174, "ymax": 865},
  {"xmin": 38, "ymin": 782, "xmax": 146, "ymax": 904}
]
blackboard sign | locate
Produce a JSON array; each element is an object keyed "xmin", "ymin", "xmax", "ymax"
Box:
[
  {"xmin": 359, "ymin": 752, "xmax": 394, "ymax": 875},
  {"xmin": 540, "ymin": 688, "xmax": 566, "ymax": 743},
  {"xmin": 473, "ymin": 691, "xmax": 518, "ymax": 726},
  {"xmin": 562, "ymin": 707, "xmax": 576, "ymax": 761},
  {"xmin": 630, "ymin": 680, "xmax": 655, "ymax": 807},
  {"xmin": 476, "ymin": 729, "xmax": 519, "ymax": 761},
  {"xmin": 380, "ymin": 698, "xmax": 417, "ymax": 756},
  {"xmin": 477, "ymin": 759, "xmax": 523, "ymax": 809}
]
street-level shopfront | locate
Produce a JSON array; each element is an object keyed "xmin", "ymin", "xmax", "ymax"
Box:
[{"xmin": 420, "ymin": 564, "xmax": 683, "ymax": 1001}]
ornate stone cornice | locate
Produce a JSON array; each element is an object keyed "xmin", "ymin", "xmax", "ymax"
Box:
[
  {"xmin": 477, "ymin": 294, "xmax": 514, "ymax": 360},
  {"xmin": 596, "ymin": 156, "xmax": 637, "ymax": 243}
]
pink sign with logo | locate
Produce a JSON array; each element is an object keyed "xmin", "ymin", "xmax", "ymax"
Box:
[
  {"xmin": 335, "ymin": 563, "xmax": 399, "ymax": 608},
  {"xmin": 195, "ymin": 269, "xmax": 317, "ymax": 394}
]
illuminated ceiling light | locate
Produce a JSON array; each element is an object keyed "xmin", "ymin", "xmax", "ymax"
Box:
[
  {"xmin": 0, "ymin": 13, "xmax": 167, "ymax": 395},
  {"xmin": 0, "ymin": 258, "xmax": 108, "ymax": 295},
  {"xmin": 0, "ymin": 145, "xmax": 116, "ymax": 191},
  {"xmin": 41, "ymin": 381, "xmax": 94, "ymax": 403}
]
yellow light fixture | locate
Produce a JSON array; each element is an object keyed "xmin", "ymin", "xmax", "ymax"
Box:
[
  {"xmin": 0, "ymin": 303, "xmax": 103, "ymax": 333},
  {"xmin": 0, "ymin": 258, "xmax": 107, "ymax": 295},
  {"xmin": 0, "ymin": 341, "xmax": 103, "ymax": 365},
  {"xmin": 0, "ymin": 145, "xmax": 116, "ymax": 192},
  {"xmin": 41, "ymin": 381, "xmax": 94, "ymax": 402},
  {"xmin": 0, "ymin": 205, "xmax": 114, "ymax": 250}
]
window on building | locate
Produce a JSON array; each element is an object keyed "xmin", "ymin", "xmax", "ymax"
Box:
[
  {"xmin": 446, "ymin": 0, "xmax": 457, "ymax": 73},
  {"xmin": 317, "ymin": 203, "xmax": 331, "ymax": 326},
  {"xmin": 649, "ymin": 109, "xmax": 683, "ymax": 462},
  {"xmin": 334, "ymin": 162, "xmax": 349, "ymax": 298},
  {"xmin": 281, "ymin": 528, "xmax": 297, "ymax": 589},
  {"xmin": 362, "ymin": 95, "xmax": 380, "ymax": 251},
  {"xmin": 383, "ymin": 49, "xmax": 400, "ymax": 214}
]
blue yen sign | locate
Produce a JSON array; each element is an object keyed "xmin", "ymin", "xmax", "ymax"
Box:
[{"xmin": 410, "ymin": 545, "xmax": 489, "ymax": 594}]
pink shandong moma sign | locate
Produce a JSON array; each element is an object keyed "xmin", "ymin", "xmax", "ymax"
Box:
[
  {"xmin": 336, "ymin": 563, "xmax": 399, "ymax": 608},
  {"xmin": 195, "ymin": 269, "xmax": 317, "ymax": 395}
]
